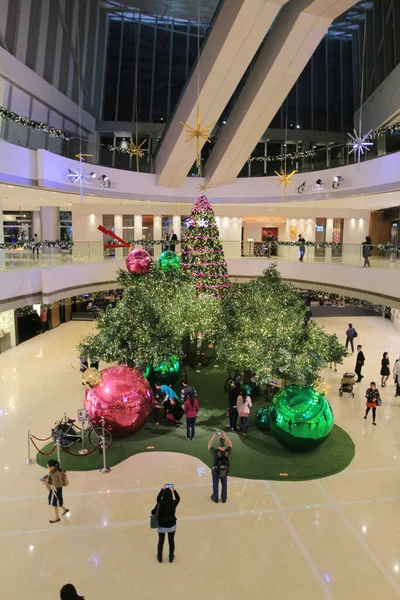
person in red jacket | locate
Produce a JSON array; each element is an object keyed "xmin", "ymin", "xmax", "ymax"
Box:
[{"xmin": 184, "ymin": 391, "xmax": 199, "ymax": 441}]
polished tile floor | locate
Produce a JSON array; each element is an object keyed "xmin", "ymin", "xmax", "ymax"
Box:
[{"xmin": 0, "ymin": 317, "xmax": 399, "ymax": 599}]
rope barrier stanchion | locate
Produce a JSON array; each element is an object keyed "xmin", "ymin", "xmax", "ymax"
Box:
[
  {"xmin": 61, "ymin": 443, "xmax": 100, "ymax": 457},
  {"xmin": 29, "ymin": 436, "xmax": 56, "ymax": 456},
  {"xmin": 56, "ymin": 440, "xmax": 61, "ymax": 468},
  {"xmin": 24, "ymin": 430, "xmax": 35, "ymax": 465},
  {"xmin": 99, "ymin": 417, "xmax": 111, "ymax": 474},
  {"xmin": 79, "ymin": 420, "xmax": 88, "ymax": 455}
]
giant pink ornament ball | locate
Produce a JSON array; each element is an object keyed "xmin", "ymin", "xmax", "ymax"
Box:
[
  {"xmin": 125, "ymin": 248, "xmax": 152, "ymax": 274},
  {"xmin": 84, "ymin": 365, "xmax": 154, "ymax": 437}
]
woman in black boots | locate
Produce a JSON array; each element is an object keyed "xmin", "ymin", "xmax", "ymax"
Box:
[{"xmin": 151, "ymin": 485, "xmax": 180, "ymax": 563}]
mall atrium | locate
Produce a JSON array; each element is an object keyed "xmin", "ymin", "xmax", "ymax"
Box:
[{"xmin": 0, "ymin": 1, "xmax": 400, "ymax": 599}]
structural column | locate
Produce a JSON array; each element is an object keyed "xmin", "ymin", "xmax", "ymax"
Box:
[
  {"xmin": 31, "ymin": 211, "xmax": 41, "ymax": 239},
  {"xmin": 0, "ymin": 193, "xmax": 4, "ymax": 243},
  {"xmin": 173, "ymin": 216, "xmax": 181, "ymax": 254},
  {"xmin": 153, "ymin": 215, "xmax": 162, "ymax": 258},
  {"xmin": 325, "ymin": 218, "xmax": 333, "ymax": 263},
  {"xmin": 40, "ymin": 206, "xmax": 60, "ymax": 240},
  {"xmin": 114, "ymin": 214, "xmax": 123, "ymax": 260},
  {"xmin": 134, "ymin": 215, "xmax": 143, "ymax": 246}
]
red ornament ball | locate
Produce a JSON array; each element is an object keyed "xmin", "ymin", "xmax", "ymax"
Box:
[
  {"xmin": 84, "ymin": 365, "xmax": 154, "ymax": 437},
  {"xmin": 125, "ymin": 248, "xmax": 151, "ymax": 274}
]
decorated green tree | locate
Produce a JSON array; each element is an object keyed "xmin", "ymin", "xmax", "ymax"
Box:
[
  {"xmin": 215, "ymin": 264, "xmax": 346, "ymax": 386},
  {"xmin": 181, "ymin": 195, "xmax": 230, "ymax": 297},
  {"xmin": 78, "ymin": 266, "xmax": 222, "ymax": 369}
]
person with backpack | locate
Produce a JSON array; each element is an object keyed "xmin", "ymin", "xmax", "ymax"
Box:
[
  {"xmin": 184, "ymin": 391, "xmax": 199, "ymax": 440},
  {"xmin": 236, "ymin": 389, "xmax": 252, "ymax": 437},
  {"xmin": 42, "ymin": 459, "xmax": 69, "ymax": 523},
  {"xmin": 208, "ymin": 431, "xmax": 232, "ymax": 504},
  {"xmin": 345, "ymin": 323, "xmax": 357, "ymax": 354}
]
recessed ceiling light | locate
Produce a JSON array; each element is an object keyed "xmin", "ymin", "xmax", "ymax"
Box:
[{"xmin": 7, "ymin": 185, "xmax": 13, "ymax": 188}]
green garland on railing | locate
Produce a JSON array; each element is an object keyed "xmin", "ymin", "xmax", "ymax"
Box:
[
  {"xmin": 247, "ymin": 150, "xmax": 316, "ymax": 163},
  {"xmin": 0, "ymin": 107, "xmax": 72, "ymax": 140},
  {"xmin": 0, "ymin": 240, "xmax": 73, "ymax": 250},
  {"xmin": 376, "ymin": 243, "xmax": 400, "ymax": 253}
]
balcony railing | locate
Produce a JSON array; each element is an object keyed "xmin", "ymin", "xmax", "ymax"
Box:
[{"xmin": 0, "ymin": 242, "xmax": 398, "ymax": 272}]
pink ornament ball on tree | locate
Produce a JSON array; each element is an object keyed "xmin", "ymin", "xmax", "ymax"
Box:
[{"xmin": 126, "ymin": 248, "xmax": 152, "ymax": 274}]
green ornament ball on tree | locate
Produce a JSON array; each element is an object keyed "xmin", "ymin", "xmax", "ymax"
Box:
[
  {"xmin": 268, "ymin": 385, "xmax": 334, "ymax": 451},
  {"xmin": 158, "ymin": 250, "xmax": 180, "ymax": 272},
  {"xmin": 143, "ymin": 355, "xmax": 181, "ymax": 386},
  {"xmin": 255, "ymin": 407, "xmax": 270, "ymax": 431}
]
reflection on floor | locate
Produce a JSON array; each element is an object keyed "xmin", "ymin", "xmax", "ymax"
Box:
[{"xmin": 0, "ymin": 317, "xmax": 399, "ymax": 599}]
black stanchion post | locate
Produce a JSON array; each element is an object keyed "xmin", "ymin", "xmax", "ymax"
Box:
[{"xmin": 99, "ymin": 416, "xmax": 111, "ymax": 474}]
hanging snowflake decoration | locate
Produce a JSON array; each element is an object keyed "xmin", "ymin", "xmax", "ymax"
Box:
[
  {"xmin": 347, "ymin": 129, "xmax": 373, "ymax": 162},
  {"xmin": 67, "ymin": 167, "xmax": 92, "ymax": 184},
  {"xmin": 198, "ymin": 218, "xmax": 209, "ymax": 228}
]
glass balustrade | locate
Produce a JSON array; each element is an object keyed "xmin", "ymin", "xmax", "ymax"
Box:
[{"xmin": 0, "ymin": 241, "xmax": 398, "ymax": 271}]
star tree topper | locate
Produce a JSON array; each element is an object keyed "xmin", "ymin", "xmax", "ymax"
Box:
[{"xmin": 181, "ymin": 104, "xmax": 215, "ymax": 168}]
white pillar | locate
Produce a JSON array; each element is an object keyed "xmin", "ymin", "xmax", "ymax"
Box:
[
  {"xmin": 325, "ymin": 218, "xmax": 333, "ymax": 263},
  {"xmin": 154, "ymin": 215, "xmax": 162, "ymax": 258},
  {"xmin": 31, "ymin": 211, "xmax": 41, "ymax": 239},
  {"xmin": 40, "ymin": 206, "xmax": 60, "ymax": 240},
  {"xmin": 0, "ymin": 194, "xmax": 4, "ymax": 243},
  {"xmin": 134, "ymin": 215, "xmax": 143, "ymax": 246},
  {"xmin": 114, "ymin": 214, "xmax": 123, "ymax": 260}
]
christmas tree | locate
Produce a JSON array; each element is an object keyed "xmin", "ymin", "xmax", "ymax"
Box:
[{"xmin": 181, "ymin": 195, "xmax": 230, "ymax": 297}]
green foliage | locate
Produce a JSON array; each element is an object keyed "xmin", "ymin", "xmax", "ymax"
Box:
[
  {"xmin": 214, "ymin": 264, "xmax": 347, "ymax": 386},
  {"xmin": 78, "ymin": 262, "xmax": 346, "ymax": 386},
  {"xmin": 78, "ymin": 266, "xmax": 223, "ymax": 368}
]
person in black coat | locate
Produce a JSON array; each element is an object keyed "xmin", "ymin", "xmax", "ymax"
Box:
[
  {"xmin": 380, "ymin": 352, "xmax": 390, "ymax": 387},
  {"xmin": 355, "ymin": 345, "xmax": 365, "ymax": 382},
  {"xmin": 169, "ymin": 230, "xmax": 178, "ymax": 252},
  {"xmin": 151, "ymin": 486, "xmax": 180, "ymax": 563},
  {"xmin": 228, "ymin": 382, "xmax": 241, "ymax": 431},
  {"xmin": 362, "ymin": 236, "xmax": 372, "ymax": 267}
]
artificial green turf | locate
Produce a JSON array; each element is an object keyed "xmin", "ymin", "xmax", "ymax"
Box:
[{"xmin": 36, "ymin": 366, "xmax": 355, "ymax": 481}]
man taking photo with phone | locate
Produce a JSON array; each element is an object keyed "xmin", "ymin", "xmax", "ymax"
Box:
[{"xmin": 208, "ymin": 431, "xmax": 232, "ymax": 504}]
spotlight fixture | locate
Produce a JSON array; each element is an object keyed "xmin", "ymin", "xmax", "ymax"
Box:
[
  {"xmin": 90, "ymin": 172, "xmax": 97, "ymax": 179},
  {"xmin": 119, "ymin": 138, "xmax": 129, "ymax": 150},
  {"xmin": 298, "ymin": 181, "xmax": 306, "ymax": 194},
  {"xmin": 316, "ymin": 179, "xmax": 323, "ymax": 186},
  {"xmin": 100, "ymin": 174, "xmax": 110, "ymax": 188},
  {"xmin": 332, "ymin": 175, "xmax": 343, "ymax": 189}
]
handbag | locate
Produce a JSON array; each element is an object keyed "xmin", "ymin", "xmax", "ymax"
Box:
[
  {"xmin": 376, "ymin": 398, "xmax": 382, "ymax": 407},
  {"xmin": 150, "ymin": 501, "xmax": 160, "ymax": 529}
]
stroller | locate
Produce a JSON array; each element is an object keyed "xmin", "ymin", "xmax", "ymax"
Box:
[{"xmin": 339, "ymin": 372, "xmax": 356, "ymax": 397}]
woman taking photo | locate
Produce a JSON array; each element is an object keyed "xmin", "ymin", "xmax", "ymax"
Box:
[
  {"xmin": 184, "ymin": 391, "xmax": 199, "ymax": 440},
  {"xmin": 380, "ymin": 352, "xmax": 390, "ymax": 387},
  {"xmin": 151, "ymin": 485, "xmax": 180, "ymax": 563},
  {"xmin": 236, "ymin": 389, "xmax": 252, "ymax": 438},
  {"xmin": 42, "ymin": 459, "xmax": 69, "ymax": 523}
]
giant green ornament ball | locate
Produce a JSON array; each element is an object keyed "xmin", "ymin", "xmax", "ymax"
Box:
[
  {"xmin": 255, "ymin": 407, "xmax": 269, "ymax": 431},
  {"xmin": 157, "ymin": 250, "xmax": 180, "ymax": 272},
  {"xmin": 143, "ymin": 355, "xmax": 181, "ymax": 385},
  {"xmin": 268, "ymin": 385, "xmax": 334, "ymax": 451}
]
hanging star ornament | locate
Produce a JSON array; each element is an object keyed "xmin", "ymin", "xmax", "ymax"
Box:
[
  {"xmin": 198, "ymin": 182, "xmax": 208, "ymax": 194},
  {"xmin": 347, "ymin": 128, "xmax": 373, "ymax": 162},
  {"xmin": 128, "ymin": 137, "xmax": 148, "ymax": 171},
  {"xmin": 181, "ymin": 104, "xmax": 215, "ymax": 168},
  {"xmin": 67, "ymin": 167, "xmax": 91, "ymax": 184},
  {"xmin": 275, "ymin": 169, "xmax": 296, "ymax": 198}
]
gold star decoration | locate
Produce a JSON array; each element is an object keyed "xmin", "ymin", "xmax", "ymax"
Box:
[
  {"xmin": 75, "ymin": 153, "xmax": 93, "ymax": 161},
  {"xmin": 198, "ymin": 183, "xmax": 208, "ymax": 194},
  {"xmin": 128, "ymin": 137, "xmax": 148, "ymax": 172},
  {"xmin": 181, "ymin": 104, "xmax": 215, "ymax": 168},
  {"xmin": 274, "ymin": 169, "xmax": 296, "ymax": 198}
]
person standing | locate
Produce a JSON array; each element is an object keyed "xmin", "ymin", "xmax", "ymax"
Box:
[
  {"xmin": 184, "ymin": 391, "xmax": 199, "ymax": 440},
  {"xmin": 151, "ymin": 485, "xmax": 180, "ymax": 563},
  {"xmin": 345, "ymin": 323, "xmax": 357, "ymax": 353},
  {"xmin": 31, "ymin": 233, "xmax": 39, "ymax": 256},
  {"xmin": 364, "ymin": 382, "xmax": 381, "ymax": 425},
  {"xmin": 355, "ymin": 345, "xmax": 365, "ymax": 382},
  {"xmin": 40, "ymin": 307, "xmax": 48, "ymax": 333},
  {"xmin": 169, "ymin": 229, "xmax": 178, "ymax": 252},
  {"xmin": 236, "ymin": 389, "xmax": 252, "ymax": 438},
  {"xmin": 162, "ymin": 232, "xmax": 169, "ymax": 251},
  {"xmin": 181, "ymin": 378, "xmax": 197, "ymax": 404},
  {"xmin": 298, "ymin": 234, "xmax": 305, "ymax": 262},
  {"xmin": 42, "ymin": 459, "xmax": 69, "ymax": 523},
  {"xmin": 228, "ymin": 382, "xmax": 241, "ymax": 431},
  {"xmin": 380, "ymin": 352, "xmax": 390, "ymax": 387},
  {"xmin": 394, "ymin": 357, "xmax": 400, "ymax": 397},
  {"xmin": 60, "ymin": 584, "xmax": 84, "ymax": 599},
  {"xmin": 362, "ymin": 236, "xmax": 372, "ymax": 267},
  {"xmin": 208, "ymin": 431, "xmax": 232, "ymax": 504}
]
